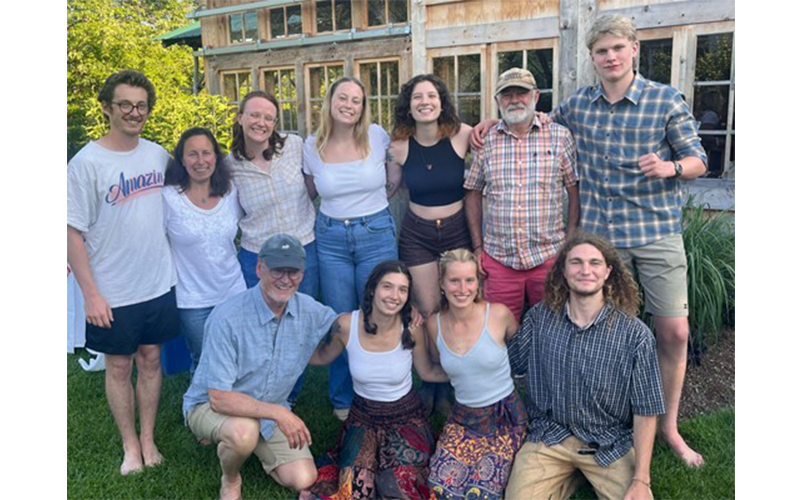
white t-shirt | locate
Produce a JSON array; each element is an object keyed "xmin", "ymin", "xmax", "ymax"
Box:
[
  {"xmin": 302, "ymin": 123, "xmax": 390, "ymax": 219},
  {"xmin": 67, "ymin": 139, "xmax": 176, "ymax": 308},
  {"xmin": 162, "ymin": 184, "xmax": 247, "ymax": 309}
]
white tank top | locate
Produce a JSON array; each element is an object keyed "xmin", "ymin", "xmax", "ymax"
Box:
[{"xmin": 346, "ymin": 310, "xmax": 413, "ymax": 402}]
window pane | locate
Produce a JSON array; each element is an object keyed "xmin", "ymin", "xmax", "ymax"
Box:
[
  {"xmin": 244, "ymin": 12, "xmax": 258, "ymax": 41},
  {"xmin": 223, "ymin": 74, "xmax": 238, "ymax": 101},
  {"xmin": 368, "ymin": 0, "xmax": 386, "ymax": 26},
  {"xmin": 327, "ymin": 65, "xmax": 344, "ymax": 84},
  {"xmin": 335, "ymin": 0, "xmax": 352, "ymax": 30},
  {"xmin": 270, "ymin": 9, "xmax": 286, "ymax": 38},
  {"xmin": 238, "ymin": 73, "xmax": 252, "ymax": 101},
  {"xmin": 498, "ymin": 51, "xmax": 523, "ymax": 74},
  {"xmin": 230, "ymin": 15, "xmax": 243, "ymax": 43},
  {"xmin": 310, "ymin": 100, "xmax": 323, "ymax": 132},
  {"xmin": 281, "ymin": 70, "xmax": 297, "ymax": 100},
  {"xmin": 361, "ymin": 63, "xmax": 379, "ymax": 97},
  {"xmin": 458, "ymin": 54, "xmax": 481, "ymax": 93},
  {"xmin": 382, "ymin": 61, "xmax": 399, "ymax": 95},
  {"xmin": 316, "ymin": 1, "xmax": 333, "ymax": 32},
  {"xmin": 639, "ymin": 38, "xmax": 672, "ymax": 84},
  {"xmin": 287, "ymin": 6, "xmax": 302, "ymax": 35},
  {"xmin": 389, "ymin": 0, "xmax": 407, "ymax": 23},
  {"xmin": 457, "ymin": 96, "xmax": 481, "ymax": 126},
  {"xmin": 369, "ymin": 99, "xmax": 380, "ymax": 126},
  {"xmin": 264, "ymin": 70, "xmax": 278, "ymax": 94},
  {"xmin": 527, "ymin": 49, "xmax": 553, "ymax": 90},
  {"xmin": 433, "ymin": 57, "xmax": 455, "ymax": 92},
  {"xmin": 381, "ymin": 98, "xmax": 393, "ymax": 130},
  {"xmin": 309, "ymin": 67, "xmax": 324, "ymax": 98},
  {"xmin": 537, "ymin": 91, "xmax": 552, "ymax": 113},
  {"xmin": 694, "ymin": 85, "xmax": 729, "ymax": 131},
  {"xmin": 696, "ymin": 33, "xmax": 733, "ymax": 81}
]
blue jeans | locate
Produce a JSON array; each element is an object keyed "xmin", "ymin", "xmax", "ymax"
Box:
[
  {"xmin": 178, "ymin": 306, "xmax": 215, "ymax": 376},
  {"xmin": 315, "ymin": 208, "xmax": 399, "ymax": 409},
  {"xmin": 236, "ymin": 241, "xmax": 319, "ymax": 404}
]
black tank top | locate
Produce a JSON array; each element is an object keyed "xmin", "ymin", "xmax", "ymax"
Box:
[{"xmin": 402, "ymin": 137, "xmax": 465, "ymax": 207}]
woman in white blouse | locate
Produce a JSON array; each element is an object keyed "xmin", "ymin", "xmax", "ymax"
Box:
[
  {"xmin": 303, "ymin": 76, "xmax": 402, "ymax": 419},
  {"xmin": 163, "ymin": 128, "xmax": 246, "ymax": 374}
]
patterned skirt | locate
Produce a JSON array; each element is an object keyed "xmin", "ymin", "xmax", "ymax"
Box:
[
  {"xmin": 300, "ymin": 390, "xmax": 435, "ymax": 500},
  {"xmin": 428, "ymin": 391, "xmax": 527, "ymax": 500}
]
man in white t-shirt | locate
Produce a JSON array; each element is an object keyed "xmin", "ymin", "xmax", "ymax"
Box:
[{"xmin": 67, "ymin": 70, "xmax": 178, "ymax": 475}]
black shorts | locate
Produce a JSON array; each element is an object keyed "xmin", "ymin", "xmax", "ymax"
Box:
[
  {"xmin": 398, "ymin": 208, "xmax": 473, "ymax": 267},
  {"xmin": 85, "ymin": 288, "xmax": 179, "ymax": 355}
]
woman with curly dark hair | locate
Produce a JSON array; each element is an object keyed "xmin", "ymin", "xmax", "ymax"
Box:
[
  {"xmin": 388, "ymin": 74, "xmax": 475, "ymax": 414},
  {"xmin": 303, "ymin": 260, "xmax": 448, "ymax": 500},
  {"xmin": 163, "ymin": 127, "xmax": 245, "ymax": 374}
]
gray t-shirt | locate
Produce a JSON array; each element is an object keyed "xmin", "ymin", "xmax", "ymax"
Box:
[
  {"xmin": 67, "ymin": 139, "xmax": 176, "ymax": 307},
  {"xmin": 183, "ymin": 286, "xmax": 337, "ymax": 440}
]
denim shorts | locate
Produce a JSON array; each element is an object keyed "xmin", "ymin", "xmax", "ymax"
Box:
[{"xmin": 398, "ymin": 208, "xmax": 473, "ymax": 267}]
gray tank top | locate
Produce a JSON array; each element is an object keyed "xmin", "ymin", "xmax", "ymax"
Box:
[{"xmin": 437, "ymin": 303, "xmax": 514, "ymax": 407}]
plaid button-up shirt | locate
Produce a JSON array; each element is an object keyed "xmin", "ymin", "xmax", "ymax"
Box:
[
  {"xmin": 226, "ymin": 134, "xmax": 316, "ymax": 252},
  {"xmin": 508, "ymin": 301, "xmax": 665, "ymax": 467},
  {"xmin": 552, "ymin": 74, "xmax": 707, "ymax": 248},
  {"xmin": 464, "ymin": 117, "xmax": 578, "ymax": 270}
]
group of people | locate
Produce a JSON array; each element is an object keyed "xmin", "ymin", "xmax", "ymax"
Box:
[{"xmin": 67, "ymin": 14, "xmax": 709, "ymax": 500}]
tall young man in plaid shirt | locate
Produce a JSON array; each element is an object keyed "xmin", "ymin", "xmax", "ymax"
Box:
[
  {"xmin": 548, "ymin": 15, "xmax": 708, "ymax": 467},
  {"xmin": 464, "ymin": 67, "xmax": 579, "ymax": 322}
]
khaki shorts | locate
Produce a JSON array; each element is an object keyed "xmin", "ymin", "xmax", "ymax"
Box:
[
  {"xmin": 187, "ymin": 402, "xmax": 312, "ymax": 474},
  {"xmin": 617, "ymin": 234, "xmax": 689, "ymax": 317}
]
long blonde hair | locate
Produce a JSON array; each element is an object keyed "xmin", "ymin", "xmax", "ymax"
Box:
[{"xmin": 314, "ymin": 76, "xmax": 372, "ymax": 161}]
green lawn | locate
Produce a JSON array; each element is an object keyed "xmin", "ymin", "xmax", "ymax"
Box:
[{"xmin": 67, "ymin": 351, "xmax": 734, "ymax": 499}]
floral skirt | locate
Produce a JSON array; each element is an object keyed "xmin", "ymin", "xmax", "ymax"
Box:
[
  {"xmin": 300, "ymin": 390, "xmax": 435, "ymax": 500},
  {"xmin": 428, "ymin": 391, "xmax": 527, "ymax": 500}
]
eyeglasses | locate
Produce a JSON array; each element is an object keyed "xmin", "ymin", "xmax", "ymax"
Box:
[
  {"xmin": 112, "ymin": 101, "xmax": 149, "ymax": 114},
  {"xmin": 269, "ymin": 268, "xmax": 303, "ymax": 280},
  {"xmin": 245, "ymin": 111, "xmax": 277, "ymax": 123}
]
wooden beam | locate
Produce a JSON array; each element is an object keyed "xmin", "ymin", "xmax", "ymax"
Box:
[
  {"xmin": 603, "ymin": 0, "xmax": 735, "ymax": 30},
  {"xmin": 426, "ymin": 17, "xmax": 559, "ymax": 49},
  {"xmin": 411, "ymin": 0, "xmax": 427, "ymax": 75}
]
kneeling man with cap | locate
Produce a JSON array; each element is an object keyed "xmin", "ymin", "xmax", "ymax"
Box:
[{"xmin": 183, "ymin": 234, "xmax": 337, "ymax": 500}]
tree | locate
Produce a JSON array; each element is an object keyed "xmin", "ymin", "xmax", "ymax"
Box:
[{"xmin": 67, "ymin": 0, "xmax": 234, "ymax": 159}]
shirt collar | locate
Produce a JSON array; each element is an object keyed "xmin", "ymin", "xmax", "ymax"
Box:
[
  {"xmin": 251, "ymin": 285, "xmax": 298, "ymax": 325},
  {"xmin": 589, "ymin": 72, "xmax": 647, "ymax": 105},
  {"xmin": 564, "ymin": 301, "xmax": 613, "ymax": 330},
  {"xmin": 497, "ymin": 113, "xmax": 542, "ymax": 137}
]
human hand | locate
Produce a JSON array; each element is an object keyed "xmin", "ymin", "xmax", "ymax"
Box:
[
  {"xmin": 469, "ymin": 120, "xmax": 497, "ymax": 151},
  {"xmin": 410, "ymin": 306, "xmax": 424, "ymax": 329},
  {"xmin": 474, "ymin": 246, "xmax": 488, "ymax": 279},
  {"xmin": 638, "ymin": 153, "xmax": 675, "ymax": 179},
  {"xmin": 623, "ymin": 478, "xmax": 653, "ymax": 500},
  {"xmin": 275, "ymin": 407, "xmax": 312, "ymax": 449},
  {"xmin": 536, "ymin": 111, "xmax": 551, "ymax": 125},
  {"xmin": 85, "ymin": 293, "xmax": 114, "ymax": 329}
]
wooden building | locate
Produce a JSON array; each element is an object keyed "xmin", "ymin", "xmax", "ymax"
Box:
[{"xmin": 188, "ymin": 0, "xmax": 734, "ymax": 207}]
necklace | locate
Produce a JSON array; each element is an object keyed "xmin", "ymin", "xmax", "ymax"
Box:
[{"xmin": 415, "ymin": 137, "xmax": 435, "ymax": 171}]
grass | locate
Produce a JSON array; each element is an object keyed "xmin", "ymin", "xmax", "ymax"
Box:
[{"xmin": 68, "ymin": 351, "xmax": 734, "ymax": 499}]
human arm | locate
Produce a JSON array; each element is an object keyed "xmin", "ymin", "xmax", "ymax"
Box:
[
  {"xmin": 411, "ymin": 324, "xmax": 449, "ymax": 383},
  {"xmin": 207, "ymin": 389, "xmax": 312, "ymax": 449},
  {"xmin": 496, "ymin": 303, "xmax": 519, "ymax": 344},
  {"xmin": 622, "ymin": 414, "xmax": 658, "ymax": 500},
  {"xmin": 67, "ymin": 225, "xmax": 113, "ymax": 328},
  {"xmin": 469, "ymin": 119, "xmax": 500, "ymax": 150},
  {"xmin": 302, "ymin": 138, "xmax": 320, "ymax": 200},
  {"xmin": 638, "ymin": 154, "xmax": 706, "ymax": 180},
  {"xmin": 566, "ymin": 183, "xmax": 580, "ymax": 238},
  {"xmin": 506, "ymin": 308, "xmax": 535, "ymax": 376},
  {"xmin": 464, "ymin": 189, "xmax": 486, "ymax": 277},
  {"xmin": 385, "ymin": 140, "xmax": 405, "ymax": 199},
  {"xmin": 309, "ymin": 314, "xmax": 348, "ymax": 366}
]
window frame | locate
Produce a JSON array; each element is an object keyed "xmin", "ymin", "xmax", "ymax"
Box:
[
  {"xmin": 261, "ymin": 66, "xmax": 300, "ymax": 134},
  {"xmin": 220, "ymin": 69, "xmax": 254, "ymax": 107},
  {"xmin": 428, "ymin": 46, "xmax": 485, "ymax": 127},
  {"xmin": 364, "ymin": 0, "xmax": 409, "ymax": 28},
  {"xmin": 304, "ymin": 61, "xmax": 346, "ymax": 135},
  {"xmin": 314, "ymin": 0, "xmax": 353, "ymax": 34},
  {"xmin": 356, "ymin": 57, "xmax": 401, "ymax": 132},
  {"xmin": 228, "ymin": 10, "xmax": 259, "ymax": 44},
  {"xmin": 492, "ymin": 39, "xmax": 559, "ymax": 118},
  {"xmin": 267, "ymin": 4, "xmax": 304, "ymax": 39}
]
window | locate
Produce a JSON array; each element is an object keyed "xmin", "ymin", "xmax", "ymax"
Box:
[
  {"xmin": 638, "ymin": 38, "xmax": 673, "ymax": 85},
  {"xmin": 358, "ymin": 59, "xmax": 400, "ymax": 131},
  {"xmin": 221, "ymin": 70, "xmax": 253, "ymax": 106},
  {"xmin": 693, "ymin": 33, "xmax": 734, "ymax": 178},
  {"xmin": 497, "ymin": 48, "xmax": 554, "ymax": 112},
  {"xmin": 229, "ymin": 11, "xmax": 258, "ymax": 44},
  {"xmin": 263, "ymin": 68, "xmax": 299, "ymax": 133},
  {"xmin": 433, "ymin": 54, "xmax": 482, "ymax": 126},
  {"xmin": 269, "ymin": 5, "xmax": 303, "ymax": 38},
  {"xmin": 316, "ymin": 0, "xmax": 352, "ymax": 33},
  {"xmin": 367, "ymin": 0, "xmax": 407, "ymax": 27},
  {"xmin": 306, "ymin": 63, "xmax": 345, "ymax": 133}
]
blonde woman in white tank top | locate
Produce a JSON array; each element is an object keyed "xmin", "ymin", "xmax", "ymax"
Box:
[
  {"xmin": 304, "ymin": 260, "xmax": 448, "ymax": 499},
  {"xmin": 425, "ymin": 249, "xmax": 528, "ymax": 500}
]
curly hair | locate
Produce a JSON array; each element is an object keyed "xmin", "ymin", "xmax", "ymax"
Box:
[
  {"xmin": 437, "ymin": 248, "xmax": 483, "ymax": 311},
  {"xmin": 360, "ymin": 260, "xmax": 415, "ymax": 350},
  {"xmin": 165, "ymin": 127, "xmax": 232, "ymax": 197},
  {"xmin": 391, "ymin": 74, "xmax": 461, "ymax": 142},
  {"xmin": 230, "ymin": 90, "xmax": 286, "ymax": 162},
  {"xmin": 544, "ymin": 232, "xmax": 641, "ymax": 316},
  {"xmin": 97, "ymin": 70, "xmax": 157, "ymax": 118}
]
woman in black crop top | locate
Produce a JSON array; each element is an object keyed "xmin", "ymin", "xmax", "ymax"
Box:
[{"xmin": 388, "ymin": 74, "xmax": 475, "ymax": 415}]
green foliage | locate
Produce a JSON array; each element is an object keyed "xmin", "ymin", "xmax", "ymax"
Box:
[
  {"xmin": 681, "ymin": 199, "xmax": 735, "ymax": 361},
  {"xmin": 68, "ymin": 0, "xmax": 235, "ymax": 159}
]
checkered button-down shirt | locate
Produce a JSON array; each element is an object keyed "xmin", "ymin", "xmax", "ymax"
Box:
[
  {"xmin": 464, "ymin": 117, "xmax": 578, "ymax": 270},
  {"xmin": 508, "ymin": 301, "xmax": 665, "ymax": 467},
  {"xmin": 226, "ymin": 134, "xmax": 316, "ymax": 252},
  {"xmin": 552, "ymin": 73, "xmax": 707, "ymax": 248}
]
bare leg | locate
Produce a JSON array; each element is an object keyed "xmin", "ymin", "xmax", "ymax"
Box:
[
  {"xmin": 105, "ymin": 353, "xmax": 143, "ymax": 475},
  {"xmin": 654, "ymin": 316, "xmax": 704, "ymax": 467},
  {"xmin": 408, "ymin": 262, "xmax": 442, "ymax": 412},
  {"xmin": 270, "ymin": 459, "xmax": 318, "ymax": 491},
  {"xmin": 134, "ymin": 344, "xmax": 164, "ymax": 467},
  {"xmin": 217, "ymin": 417, "xmax": 260, "ymax": 500}
]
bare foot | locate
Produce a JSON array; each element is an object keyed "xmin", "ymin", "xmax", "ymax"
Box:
[
  {"xmin": 141, "ymin": 442, "xmax": 164, "ymax": 468},
  {"xmin": 120, "ymin": 449, "xmax": 144, "ymax": 476},
  {"xmin": 661, "ymin": 430, "xmax": 705, "ymax": 467},
  {"xmin": 220, "ymin": 473, "xmax": 243, "ymax": 500}
]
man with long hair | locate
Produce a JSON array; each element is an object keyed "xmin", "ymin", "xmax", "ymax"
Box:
[{"xmin": 506, "ymin": 232, "xmax": 665, "ymax": 500}]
